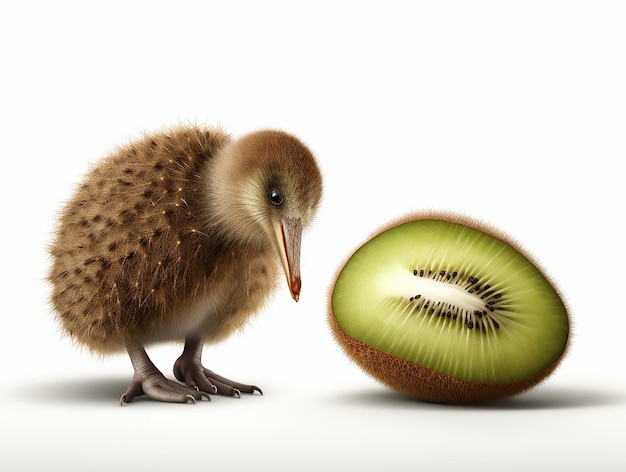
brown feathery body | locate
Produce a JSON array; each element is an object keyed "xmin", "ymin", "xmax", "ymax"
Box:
[{"xmin": 49, "ymin": 126, "xmax": 289, "ymax": 354}]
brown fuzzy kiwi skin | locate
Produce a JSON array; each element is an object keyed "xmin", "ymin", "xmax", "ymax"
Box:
[
  {"xmin": 327, "ymin": 210, "xmax": 572, "ymax": 404},
  {"xmin": 328, "ymin": 312, "xmax": 564, "ymax": 404}
]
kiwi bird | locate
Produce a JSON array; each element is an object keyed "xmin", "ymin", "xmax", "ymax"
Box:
[{"xmin": 49, "ymin": 125, "xmax": 323, "ymax": 404}]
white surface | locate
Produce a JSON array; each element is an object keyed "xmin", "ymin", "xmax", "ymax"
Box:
[{"xmin": 1, "ymin": 1, "xmax": 625, "ymax": 471}]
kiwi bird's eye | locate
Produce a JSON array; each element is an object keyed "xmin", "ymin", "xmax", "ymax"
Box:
[{"xmin": 269, "ymin": 188, "xmax": 284, "ymax": 206}]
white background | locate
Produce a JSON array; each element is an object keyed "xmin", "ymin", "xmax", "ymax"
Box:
[{"xmin": 1, "ymin": 1, "xmax": 625, "ymax": 471}]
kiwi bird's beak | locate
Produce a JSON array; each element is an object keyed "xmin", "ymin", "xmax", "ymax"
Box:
[{"xmin": 273, "ymin": 218, "xmax": 302, "ymax": 302}]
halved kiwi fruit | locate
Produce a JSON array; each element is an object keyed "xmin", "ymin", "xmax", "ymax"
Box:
[{"xmin": 329, "ymin": 212, "xmax": 570, "ymax": 404}]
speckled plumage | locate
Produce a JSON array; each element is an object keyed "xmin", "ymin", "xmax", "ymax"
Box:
[{"xmin": 48, "ymin": 124, "xmax": 322, "ymax": 402}]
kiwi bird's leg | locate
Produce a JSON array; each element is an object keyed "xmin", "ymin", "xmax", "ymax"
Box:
[
  {"xmin": 120, "ymin": 345, "xmax": 210, "ymax": 405},
  {"xmin": 173, "ymin": 336, "xmax": 263, "ymax": 397}
]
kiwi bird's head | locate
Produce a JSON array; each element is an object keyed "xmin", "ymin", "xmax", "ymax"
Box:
[{"xmin": 207, "ymin": 130, "xmax": 323, "ymax": 301}]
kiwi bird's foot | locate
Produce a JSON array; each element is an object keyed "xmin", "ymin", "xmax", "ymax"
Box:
[
  {"xmin": 173, "ymin": 354, "xmax": 263, "ymax": 398},
  {"xmin": 120, "ymin": 370, "xmax": 211, "ymax": 405},
  {"xmin": 122, "ymin": 344, "xmax": 210, "ymax": 404}
]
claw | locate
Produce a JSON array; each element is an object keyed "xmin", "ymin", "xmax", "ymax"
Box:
[
  {"xmin": 120, "ymin": 394, "xmax": 127, "ymax": 406},
  {"xmin": 185, "ymin": 394, "xmax": 197, "ymax": 404},
  {"xmin": 173, "ymin": 342, "xmax": 263, "ymax": 398},
  {"xmin": 193, "ymin": 385, "xmax": 213, "ymax": 400}
]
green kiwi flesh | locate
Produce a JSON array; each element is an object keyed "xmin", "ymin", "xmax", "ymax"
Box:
[{"xmin": 329, "ymin": 213, "xmax": 570, "ymax": 404}]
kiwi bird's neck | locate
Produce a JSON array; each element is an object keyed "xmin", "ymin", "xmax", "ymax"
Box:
[{"xmin": 199, "ymin": 156, "xmax": 271, "ymax": 251}]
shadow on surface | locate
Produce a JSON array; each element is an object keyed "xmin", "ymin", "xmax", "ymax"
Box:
[
  {"xmin": 8, "ymin": 375, "xmax": 625, "ymax": 410},
  {"xmin": 12, "ymin": 376, "xmax": 135, "ymax": 405},
  {"xmin": 10, "ymin": 375, "xmax": 265, "ymax": 405},
  {"xmin": 3, "ymin": 376, "xmax": 158, "ymax": 405},
  {"xmin": 330, "ymin": 385, "xmax": 626, "ymax": 410}
]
